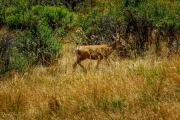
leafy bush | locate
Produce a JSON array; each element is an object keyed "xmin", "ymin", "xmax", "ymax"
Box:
[
  {"xmin": 10, "ymin": 49, "xmax": 29, "ymax": 71},
  {"xmin": 35, "ymin": 20, "xmax": 60, "ymax": 64},
  {"xmin": 14, "ymin": 30, "xmax": 37, "ymax": 64},
  {"xmin": 3, "ymin": 4, "xmax": 73, "ymax": 30},
  {"xmin": 14, "ymin": 20, "xmax": 61, "ymax": 66},
  {"xmin": 5, "ymin": 7, "xmax": 20, "ymax": 28},
  {"xmin": 0, "ymin": 22, "xmax": 61, "ymax": 74},
  {"xmin": 73, "ymin": 28, "xmax": 89, "ymax": 45},
  {"xmin": 113, "ymin": 0, "xmax": 179, "ymax": 55},
  {"xmin": 0, "ymin": 33, "xmax": 14, "ymax": 74},
  {"xmin": 0, "ymin": 0, "xmax": 4, "ymax": 25},
  {"xmin": 54, "ymin": 27, "xmax": 66, "ymax": 37},
  {"xmin": 32, "ymin": 5, "xmax": 73, "ymax": 29},
  {"xmin": 4, "ymin": 6, "xmax": 32, "ymax": 29},
  {"xmin": 76, "ymin": 10, "xmax": 120, "ymax": 44},
  {"xmin": 0, "ymin": 2, "xmax": 74, "ymax": 74}
]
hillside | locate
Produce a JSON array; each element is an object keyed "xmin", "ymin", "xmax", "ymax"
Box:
[
  {"xmin": 0, "ymin": 0, "xmax": 180, "ymax": 74},
  {"xmin": 0, "ymin": 0, "xmax": 180, "ymax": 119},
  {"xmin": 0, "ymin": 43, "xmax": 180, "ymax": 119}
]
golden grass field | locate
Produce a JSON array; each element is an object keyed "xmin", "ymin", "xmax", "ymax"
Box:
[{"xmin": 0, "ymin": 42, "xmax": 180, "ymax": 120}]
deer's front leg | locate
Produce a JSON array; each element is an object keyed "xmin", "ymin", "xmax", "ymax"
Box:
[
  {"xmin": 73, "ymin": 61, "xmax": 78, "ymax": 72},
  {"xmin": 73, "ymin": 57, "xmax": 81, "ymax": 71},
  {"xmin": 78, "ymin": 62, "xmax": 87, "ymax": 73}
]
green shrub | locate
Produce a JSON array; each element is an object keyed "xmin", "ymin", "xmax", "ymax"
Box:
[
  {"xmin": 5, "ymin": 7, "xmax": 20, "ymax": 28},
  {"xmin": 4, "ymin": 6, "xmax": 31, "ymax": 29},
  {"xmin": 32, "ymin": 5, "xmax": 73, "ymax": 29},
  {"xmin": 19, "ymin": 10, "xmax": 32, "ymax": 28},
  {"xmin": 0, "ymin": 33, "xmax": 13, "ymax": 74},
  {"xmin": 0, "ymin": 0, "xmax": 5, "ymax": 25},
  {"xmin": 55, "ymin": 27, "xmax": 66, "ymax": 37},
  {"xmin": 76, "ymin": 10, "xmax": 101, "ymax": 30},
  {"xmin": 4, "ymin": 5, "xmax": 73, "ymax": 30},
  {"xmin": 0, "ymin": 25, "xmax": 61, "ymax": 75},
  {"xmin": 35, "ymin": 19, "xmax": 60, "ymax": 64},
  {"xmin": 10, "ymin": 48, "xmax": 29, "ymax": 71},
  {"xmin": 76, "ymin": 10, "xmax": 120, "ymax": 44},
  {"xmin": 36, "ymin": 19, "xmax": 60, "ymax": 54},
  {"xmin": 14, "ymin": 20, "xmax": 61, "ymax": 65},
  {"xmin": 73, "ymin": 28, "xmax": 89, "ymax": 45},
  {"xmin": 14, "ymin": 30, "xmax": 37, "ymax": 64}
]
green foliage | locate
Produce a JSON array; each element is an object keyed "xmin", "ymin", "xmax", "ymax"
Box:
[
  {"xmin": 0, "ymin": 0, "xmax": 5, "ymax": 24},
  {"xmin": 5, "ymin": 7, "xmax": 20, "ymax": 28},
  {"xmin": 4, "ymin": 6, "xmax": 32, "ymax": 28},
  {"xmin": 55, "ymin": 27, "xmax": 66, "ymax": 37},
  {"xmin": 0, "ymin": 33, "xmax": 13, "ymax": 74},
  {"xmin": 3, "ymin": 4, "xmax": 73, "ymax": 30},
  {"xmin": 32, "ymin": 5, "xmax": 73, "ymax": 28},
  {"xmin": 76, "ymin": 10, "xmax": 101, "ymax": 30},
  {"xmin": 36, "ymin": 20, "xmax": 60, "ymax": 63},
  {"xmin": 14, "ymin": 21, "xmax": 61, "ymax": 66},
  {"xmin": 14, "ymin": 30, "xmax": 37, "ymax": 64},
  {"xmin": 1, "ymin": 0, "xmax": 180, "ymax": 74},
  {"xmin": 127, "ymin": 0, "xmax": 180, "ymax": 29},
  {"xmin": 0, "ymin": 2, "xmax": 75, "ymax": 74},
  {"xmin": 76, "ymin": 10, "xmax": 120, "ymax": 44},
  {"xmin": 0, "ymin": 25, "xmax": 61, "ymax": 74},
  {"xmin": 10, "ymin": 49, "xmax": 29, "ymax": 71},
  {"xmin": 73, "ymin": 28, "xmax": 88, "ymax": 44}
]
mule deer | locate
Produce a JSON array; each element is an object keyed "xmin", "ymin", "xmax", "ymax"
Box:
[{"xmin": 72, "ymin": 36, "xmax": 122, "ymax": 72}]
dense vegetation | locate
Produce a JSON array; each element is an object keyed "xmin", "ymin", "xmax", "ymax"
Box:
[
  {"xmin": 0, "ymin": 0, "xmax": 180, "ymax": 73},
  {"xmin": 0, "ymin": 1, "xmax": 180, "ymax": 120},
  {"xmin": 0, "ymin": 0, "xmax": 74, "ymax": 74}
]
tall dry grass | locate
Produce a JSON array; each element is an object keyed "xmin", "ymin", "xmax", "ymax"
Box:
[{"xmin": 0, "ymin": 43, "xmax": 180, "ymax": 120}]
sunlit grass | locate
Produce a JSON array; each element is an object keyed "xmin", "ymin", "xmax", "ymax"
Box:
[{"xmin": 0, "ymin": 43, "xmax": 180, "ymax": 120}]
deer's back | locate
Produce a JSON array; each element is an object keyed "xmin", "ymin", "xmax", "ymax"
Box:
[{"xmin": 75, "ymin": 45, "xmax": 113, "ymax": 60}]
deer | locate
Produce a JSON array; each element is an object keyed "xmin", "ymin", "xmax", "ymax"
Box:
[{"xmin": 72, "ymin": 35, "xmax": 123, "ymax": 72}]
